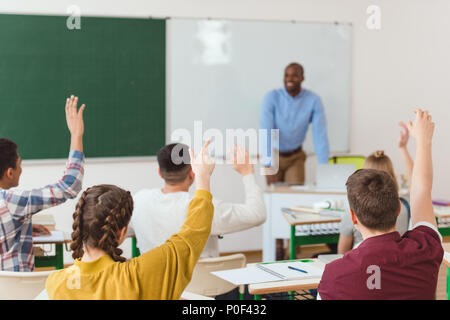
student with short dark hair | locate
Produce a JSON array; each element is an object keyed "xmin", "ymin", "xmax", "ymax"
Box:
[
  {"xmin": 0, "ymin": 96, "xmax": 85, "ymax": 271},
  {"xmin": 131, "ymin": 143, "xmax": 266, "ymax": 258},
  {"xmin": 318, "ymin": 110, "xmax": 443, "ymax": 300},
  {"xmin": 338, "ymin": 150, "xmax": 410, "ymax": 253}
]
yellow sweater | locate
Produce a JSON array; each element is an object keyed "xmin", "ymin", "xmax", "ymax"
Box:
[{"xmin": 46, "ymin": 190, "xmax": 214, "ymax": 300}]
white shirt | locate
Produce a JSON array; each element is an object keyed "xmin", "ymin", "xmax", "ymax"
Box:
[{"xmin": 130, "ymin": 174, "xmax": 267, "ymax": 258}]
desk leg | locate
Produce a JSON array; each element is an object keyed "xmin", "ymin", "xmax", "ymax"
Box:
[
  {"xmin": 55, "ymin": 244, "xmax": 64, "ymax": 270},
  {"xmin": 289, "ymin": 225, "xmax": 296, "ymax": 300},
  {"xmin": 290, "ymin": 225, "xmax": 296, "ymax": 260}
]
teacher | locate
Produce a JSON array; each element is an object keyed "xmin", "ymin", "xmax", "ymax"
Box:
[{"xmin": 260, "ymin": 62, "xmax": 330, "ymax": 185}]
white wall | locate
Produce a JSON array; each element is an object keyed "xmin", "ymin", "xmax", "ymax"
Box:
[{"xmin": 2, "ymin": 0, "xmax": 450, "ymax": 263}]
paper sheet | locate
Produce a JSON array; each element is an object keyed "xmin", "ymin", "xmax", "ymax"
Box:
[
  {"xmin": 33, "ymin": 231, "xmax": 65, "ymax": 242},
  {"xmin": 211, "ymin": 266, "xmax": 281, "ymax": 285}
]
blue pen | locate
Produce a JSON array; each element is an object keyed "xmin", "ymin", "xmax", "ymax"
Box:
[{"xmin": 288, "ymin": 266, "xmax": 307, "ymax": 273}]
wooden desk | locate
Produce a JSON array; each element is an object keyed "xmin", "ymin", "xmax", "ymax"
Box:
[
  {"xmin": 247, "ymin": 259, "xmax": 326, "ymax": 300},
  {"xmin": 34, "ymin": 232, "xmax": 71, "ymax": 270},
  {"xmin": 263, "ymin": 187, "xmax": 347, "ymax": 261}
]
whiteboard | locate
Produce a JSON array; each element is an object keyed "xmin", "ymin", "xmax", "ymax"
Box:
[{"xmin": 167, "ymin": 18, "xmax": 352, "ymax": 157}]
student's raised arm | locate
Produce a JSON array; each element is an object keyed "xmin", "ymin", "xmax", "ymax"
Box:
[
  {"xmin": 5, "ymin": 96, "xmax": 85, "ymax": 220},
  {"xmin": 407, "ymin": 110, "xmax": 436, "ymax": 228},
  {"xmin": 131, "ymin": 140, "xmax": 215, "ymax": 300},
  {"xmin": 209, "ymin": 145, "xmax": 266, "ymax": 235}
]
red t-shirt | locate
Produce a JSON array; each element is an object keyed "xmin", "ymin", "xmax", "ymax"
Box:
[{"xmin": 318, "ymin": 223, "xmax": 443, "ymax": 300}]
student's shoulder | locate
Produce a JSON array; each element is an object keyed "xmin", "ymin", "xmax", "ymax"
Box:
[
  {"xmin": 133, "ymin": 188, "xmax": 160, "ymax": 200},
  {"xmin": 46, "ymin": 267, "xmax": 71, "ymax": 294},
  {"xmin": 405, "ymin": 222, "xmax": 443, "ymax": 244}
]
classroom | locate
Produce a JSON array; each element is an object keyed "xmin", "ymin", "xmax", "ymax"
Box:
[{"xmin": 0, "ymin": 0, "xmax": 449, "ymax": 304}]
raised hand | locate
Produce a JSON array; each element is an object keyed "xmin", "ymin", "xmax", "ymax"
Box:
[
  {"xmin": 398, "ymin": 121, "xmax": 410, "ymax": 148},
  {"xmin": 229, "ymin": 145, "xmax": 254, "ymax": 176},
  {"xmin": 66, "ymin": 95, "xmax": 85, "ymax": 137},
  {"xmin": 189, "ymin": 139, "xmax": 215, "ymax": 191},
  {"xmin": 407, "ymin": 109, "xmax": 435, "ymax": 144}
]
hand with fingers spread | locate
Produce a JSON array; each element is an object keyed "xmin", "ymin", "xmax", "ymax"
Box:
[
  {"xmin": 229, "ymin": 145, "xmax": 254, "ymax": 176},
  {"xmin": 407, "ymin": 109, "xmax": 435, "ymax": 144},
  {"xmin": 189, "ymin": 139, "xmax": 215, "ymax": 191},
  {"xmin": 65, "ymin": 95, "xmax": 86, "ymax": 152},
  {"xmin": 398, "ymin": 121, "xmax": 410, "ymax": 148}
]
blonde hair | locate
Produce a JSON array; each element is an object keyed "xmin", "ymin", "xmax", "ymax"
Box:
[{"xmin": 363, "ymin": 151, "xmax": 399, "ymax": 192}]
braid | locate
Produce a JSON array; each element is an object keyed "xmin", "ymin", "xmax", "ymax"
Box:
[
  {"xmin": 70, "ymin": 189, "xmax": 89, "ymax": 260},
  {"xmin": 71, "ymin": 185, "xmax": 133, "ymax": 263},
  {"xmin": 97, "ymin": 191, "xmax": 133, "ymax": 262}
]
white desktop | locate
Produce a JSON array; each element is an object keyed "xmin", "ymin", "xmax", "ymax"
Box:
[{"xmin": 262, "ymin": 164, "xmax": 354, "ymax": 261}]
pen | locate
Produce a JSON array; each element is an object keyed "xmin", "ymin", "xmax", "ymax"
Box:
[{"xmin": 288, "ymin": 266, "xmax": 307, "ymax": 273}]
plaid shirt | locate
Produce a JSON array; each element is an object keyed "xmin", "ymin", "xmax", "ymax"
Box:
[{"xmin": 0, "ymin": 150, "xmax": 84, "ymax": 272}]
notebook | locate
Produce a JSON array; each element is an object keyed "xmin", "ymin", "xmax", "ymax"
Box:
[
  {"xmin": 255, "ymin": 261, "xmax": 323, "ymax": 281},
  {"xmin": 211, "ymin": 260, "xmax": 324, "ymax": 285}
]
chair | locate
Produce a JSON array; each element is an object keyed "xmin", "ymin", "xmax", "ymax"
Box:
[
  {"xmin": 328, "ymin": 155, "xmax": 365, "ymax": 170},
  {"xmin": 184, "ymin": 253, "xmax": 246, "ymax": 299},
  {"xmin": 0, "ymin": 270, "xmax": 54, "ymax": 300}
]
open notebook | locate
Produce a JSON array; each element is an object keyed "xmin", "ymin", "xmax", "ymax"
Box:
[
  {"xmin": 256, "ymin": 261, "xmax": 323, "ymax": 281},
  {"xmin": 211, "ymin": 260, "xmax": 324, "ymax": 285}
]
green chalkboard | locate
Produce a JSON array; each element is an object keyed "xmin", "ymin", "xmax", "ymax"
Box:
[{"xmin": 0, "ymin": 14, "xmax": 165, "ymax": 159}]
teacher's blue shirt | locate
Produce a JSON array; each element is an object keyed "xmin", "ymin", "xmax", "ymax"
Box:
[{"xmin": 260, "ymin": 87, "xmax": 330, "ymax": 166}]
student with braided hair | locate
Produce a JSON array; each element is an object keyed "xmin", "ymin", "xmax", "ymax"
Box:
[{"xmin": 46, "ymin": 140, "xmax": 215, "ymax": 300}]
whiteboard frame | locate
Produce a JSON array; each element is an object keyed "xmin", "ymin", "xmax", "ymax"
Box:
[{"xmin": 165, "ymin": 16, "xmax": 353, "ymax": 156}]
